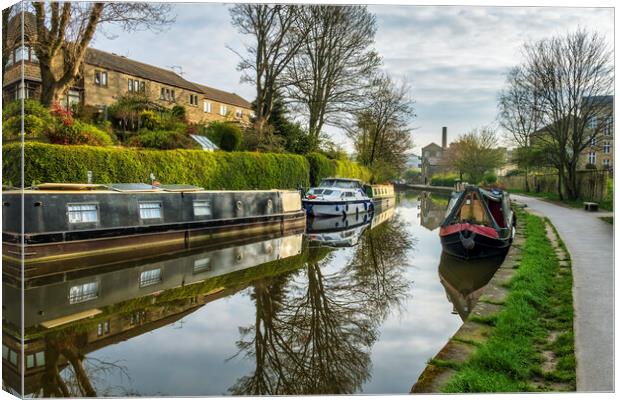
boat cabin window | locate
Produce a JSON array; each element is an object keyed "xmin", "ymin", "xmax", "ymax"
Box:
[
  {"xmin": 139, "ymin": 268, "xmax": 162, "ymax": 287},
  {"xmin": 322, "ymin": 189, "xmax": 334, "ymax": 195},
  {"xmin": 139, "ymin": 201, "xmax": 162, "ymax": 219},
  {"xmin": 193, "ymin": 256, "xmax": 212, "ymax": 273},
  {"xmin": 193, "ymin": 200, "xmax": 212, "ymax": 217},
  {"xmin": 67, "ymin": 203, "xmax": 98, "ymax": 223},
  {"xmin": 69, "ymin": 282, "xmax": 98, "ymax": 304}
]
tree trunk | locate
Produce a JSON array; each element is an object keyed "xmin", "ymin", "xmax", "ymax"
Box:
[
  {"xmin": 557, "ymin": 167, "xmax": 563, "ymax": 201},
  {"xmin": 39, "ymin": 63, "xmax": 69, "ymax": 107},
  {"xmin": 524, "ymin": 166, "xmax": 530, "ymax": 192}
]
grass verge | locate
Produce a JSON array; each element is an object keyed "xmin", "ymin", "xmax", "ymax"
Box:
[{"xmin": 441, "ymin": 209, "xmax": 575, "ymax": 392}]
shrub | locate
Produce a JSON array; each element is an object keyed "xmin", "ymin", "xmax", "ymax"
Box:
[
  {"xmin": 430, "ymin": 173, "xmax": 459, "ymax": 187},
  {"xmin": 2, "ymin": 99, "xmax": 53, "ymax": 140},
  {"xmin": 305, "ymin": 152, "xmax": 372, "ymax": 186},
  {"xmin": 139, "ymin": 110, "xmax": 162, "ymax": 130},
  {"xmin": 129, "ymin": 129, "xmax": 198, "ymax": 150},
  {"xmin": 170, "ymin": 105, "xmax": 187, "ymax": 122},
  {"xmin": 4, "ymin": 142, "xmax": 310, "ymax": 190},
  {"xmin": 205, "ymin": 121, "xmax": 243, "ymax": 151},
  {"xmin": 482, "ymin": 172, "xmax": 498, "ymax": 185},
  {"xmin": 48, "ymin": 120, "xmax": 114, "ymax": 146}
]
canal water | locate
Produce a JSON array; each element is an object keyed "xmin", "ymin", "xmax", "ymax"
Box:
[{"xmin": 4, "ymin": 191, "xmax": 504, "ymax": 396}]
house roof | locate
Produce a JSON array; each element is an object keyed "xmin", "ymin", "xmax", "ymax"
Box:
[
  {"xmin": 85, "ymin": 48, "xmax": 252, "ymax": 109},
  {"xmin": 422, "ymin": 142, "xmax": 443, "ymax": 151},
  {"xmin": 85, "ymin": 48, "xmax": 203, "ymax": 93},
  {"xmin": 191, "ymin": 82, "xmax": 252, "ymax": 109}
]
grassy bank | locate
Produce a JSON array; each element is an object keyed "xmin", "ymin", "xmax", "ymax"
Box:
[
  {"xmin": 3, "ymin": 143, "xmax": 372, "ymax": 190},
  {"xmin": 441, "ymin": 209, "xmax": 575, "ymax": 392}
]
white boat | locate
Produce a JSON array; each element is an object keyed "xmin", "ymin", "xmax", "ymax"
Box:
[{"xmin": 302, "ymin": 178, "xmax": 374, "ymax": 217}]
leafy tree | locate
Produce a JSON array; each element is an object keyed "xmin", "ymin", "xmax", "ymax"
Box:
[
  {"xmin": 446, "ymin": 127, "xmax": 504, "ymax": 184},
  {"xmin": 205, "ymin": 121, "xmax": 244, "ymax": 151}
]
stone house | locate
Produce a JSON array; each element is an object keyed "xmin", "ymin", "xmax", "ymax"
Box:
[
  {"xmin": 2, "ymin": 13, "xmax": 253, "ymax": 126},
  {"xmin": 421, "ymin": 127, "xmax": 451, "ymax": 184}
]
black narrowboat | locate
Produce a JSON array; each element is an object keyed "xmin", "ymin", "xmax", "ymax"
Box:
[
  {"xmin": 439, "ymin": 186, "xmax": 515, "ymax": 259},
  {"xmin": 2, "ymin": 183, "xmax": 306, "ymax": 273}
]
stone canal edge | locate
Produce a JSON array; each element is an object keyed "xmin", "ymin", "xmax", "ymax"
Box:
[{"xmin": 410, "ymin": 205, "xmax": 571, "ymax": 393}]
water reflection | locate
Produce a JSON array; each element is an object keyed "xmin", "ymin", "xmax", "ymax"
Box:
[
  {"xmin": 3, "ymin": 196, "xmax": 503, "ymax": 396},
  {"xmin": 438, "ymin": 252, "xmax": 505, "ymax": 321},
  {"xmin": 419, "ymin": 192, "xmax": 449, "ymax": 231},
  {"xmin": 230, "ymin": 209, "xmax": 414, "ymax": 395}
]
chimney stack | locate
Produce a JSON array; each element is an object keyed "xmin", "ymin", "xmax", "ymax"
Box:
[{"xmin": 442, "ymin": 127, "xmax": 447, "ymax": 149}]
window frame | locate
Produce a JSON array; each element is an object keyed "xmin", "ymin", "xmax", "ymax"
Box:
[
  {"xmin": 95, "ymin": 70, "xmax": 108, "ymax": 87},
  {"xmin": 139, "ymin": 268, "xmax": 162, "ymax": 287},
  {"xmin": 69, "ymin": 281, "xmax": 99, "ymax": 304},
  {"xmin": 193, "ymin": 200, "xmax": 211, "ymax": 217},
  {"xmin": 67, "ymin": 203, "xmax": 99, "ymax": 224},
  {"xmin": 138, "ymin": 201, "xmax": 163, "ymax": 220},
  {"xmin": 220, "ymin": 105, "xmax": 228, "ymax": 116},
  {"xmin": 203, "ymin": 100, "xmax": 212, "ymax": 113}
]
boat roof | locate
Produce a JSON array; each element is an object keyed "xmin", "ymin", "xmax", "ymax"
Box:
[
  {"xmin": 321, "ymin": 177, "xmax": 363, "ymax": 182},
  {"xmin": 4, "ymin": 183, "xmax": 292, "ymax": 194}
]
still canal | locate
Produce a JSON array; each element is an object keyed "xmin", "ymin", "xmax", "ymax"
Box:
[{"xmin": 3, "ymin": 191, "xmax": 504, "ymax": 396}]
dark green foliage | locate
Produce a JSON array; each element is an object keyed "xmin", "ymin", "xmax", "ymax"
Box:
[
  {"xmin": 4, "ymin": 142, "xmax": 310, "ymax": 190},
  {"xmin": 170, "ymin": 105, "xmax": 187, "ymax": 121},
  {"xmin": 205, "ymin": 121, "xmax": 243, "ymax": 151},
  {"xmin": 2, "ymin": 99, "xmax": 53, "ymax": 140},
  {"xmin": 430, "ymin": 173, "xmax": 459, "ymax": 187},
  {"xmin": 482, "ymin": 172, "xmax": 498, "ymax": 185},
  {"xmin": 128, "ymin": 129, "xmax": 198, "ymax": 150},
  {"xmin": 306, "ymin": 152, "xmax": 372, "ymax": 186}
]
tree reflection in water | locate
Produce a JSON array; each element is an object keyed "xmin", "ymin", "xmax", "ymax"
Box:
[{"xmin": 230, "ymin": 214, "xmax": 415, "ymax": 395}]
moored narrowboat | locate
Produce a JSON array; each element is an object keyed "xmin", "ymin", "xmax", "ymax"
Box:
[
  {"xmin": 439, "ymin": 186, "xmax": 515, "ymax": 259},
  {"xmin": 2, "ymin": 183, "xmax": 306, "ymax": 272},
  {"xmin": 367, "ymin": 183, "xmax": 395, "ymax": 210}
]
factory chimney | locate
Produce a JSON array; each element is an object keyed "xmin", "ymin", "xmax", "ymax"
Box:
[{"xmin": 442, "ymin": 127, "xmax": 447, "ymax": 149}]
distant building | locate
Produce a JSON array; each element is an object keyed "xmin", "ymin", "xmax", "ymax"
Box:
[
  {"xmin": 580, "ymin": 95, "xmax": 613, "ymax": 170},
  {"xmin": 421, "ymin": 127, "xmax": 451, "ymax": 184}
]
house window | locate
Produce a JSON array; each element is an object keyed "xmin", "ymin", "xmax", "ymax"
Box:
[
  {"xmin": 193, "ymin": 200, "xmax": 211, "ymax": 217},
  {"xmin": 203, "ymin": 101, "xmax": 211, "ymax": 113},
  {"xmin": 235, "ymin": 109, "xmax": 243, "ymax": 119},
  {"xmin": 588, "ymin": 151, "xmax": 596, "ymax": 165},
  {"xmin": 603, "ymin": 159, "xmax": 611, "ymax": 169},
  {"xmin": 604, "ymin": 116, "xmax": 613, "ymax": 136},
  {"xmin": 139, "ymin": 202, "xmax": 162, "ymax": 219},
  {"xmin": 65, "ymin": 90, "xmax": 80, "ymax": 109},
  {"xmin": 95, "ymin": 71, "xmax": 108, "ymax": 87},
  {"xmin": 6, "ymin": 49, "xmax": 13, "ymax": 66},
  {"xmin": 128, "ymin": 79, "xmax": 144, "ymax": 93},
  {"xmin": 140, "ymin": 81, "xmax": 146, "ymax": 92},
  {"xmin": 189, "ymin": 94, "xmax": 198, "ymax": 106},
  {"xmin": 67, "ymin": 204, "xmax": 98, "ymax": 224},
  {"xmin": 30, "ymin": 47, "xmax": 38, "ymax": 63},
  {"xmin": 3, "ymin": 345, "xmax": 18, "ymax": 366},
  {"xmin": 220, "ymin": 105, "xmax": 228, "ymax": 116},
  {"xmin": 591, "ymin": 136, "xmax": 597, "ymax": 146},
  {"xmin": 14, "ymin": 45, "xmax": 26, "ymax": 63},
  {"xmin": 160, "ymin": 88, "xmax": 165, "ymax": 100},
  {"xmin": 139, "ymin": 268, "xmax": 161, "ymax": 287},
  {"xmin": 590, "ymin": 116, "xmax": 598, "ymax": 130},
  {"xmin": 603, "ymin": 141, "xmax": 611, "ymax": 154},
  {"xmin": 69, "ymin": 282, "xmax": 98, "ymax": 304},
  {"xmin": 250, "ymin": 111, "xmax": 256, "ymax": 119},
  {"xmin": 194, "ymin": 257, "xmax": 212, "ymax": 273}
]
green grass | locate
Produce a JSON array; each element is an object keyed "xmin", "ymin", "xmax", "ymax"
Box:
[
  {"xmin": 600, "ymin": 217, "xmax": 613, "ymax": 225},
  {"xmin": 441, "ymin": 209, "xmax": 575, "ymax": 393}
]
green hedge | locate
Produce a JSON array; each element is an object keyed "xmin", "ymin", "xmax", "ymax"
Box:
[
  {"xmin": 4, "ymin": 142, "xmax": 310, "ymax": 190},
  {"xmin": 430, "ymin": 173, "xmax": 459, "ymax": 187},
  {"xmin": 305, "ymin": 152, "xmax": 372, "ymax": 186}
]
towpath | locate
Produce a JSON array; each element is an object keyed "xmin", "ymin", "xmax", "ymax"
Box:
[{"xmin": 511, "ymin": 194, "xmax": 613, "ymax": 392}]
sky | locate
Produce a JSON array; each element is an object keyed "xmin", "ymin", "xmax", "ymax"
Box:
[{"xmin": 90, "ymin": 3, "xmax": 614, "ymax": 155}]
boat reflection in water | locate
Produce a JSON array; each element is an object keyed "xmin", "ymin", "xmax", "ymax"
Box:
[
  {"xmin": 438, "ymin": 252, "xmax": 505, "ymax": 321},
  {"xmin": 306, "ymin": 207, "xmax": 395, "ymax": 248},
  {"xmin": 2, "ymin": 230, "xmax": 305, "ymax": 397},
  {"xmin": 2, "ymin": 203, "xmax": 416, "ymax": 396}
]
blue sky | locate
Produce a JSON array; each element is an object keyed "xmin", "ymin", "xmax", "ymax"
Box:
[{"xmin": 91, "ymin": 3, "xmax": 614, "ymax": 154}]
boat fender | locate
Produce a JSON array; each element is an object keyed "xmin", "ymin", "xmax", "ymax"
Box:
[{"xmin": 459, "ymin": 230, "xmax": 476, "ymax": 250}]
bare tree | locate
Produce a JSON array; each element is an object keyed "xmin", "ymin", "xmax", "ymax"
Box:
[
  {"xmin": 230, "ymin": 5, "xmax": 309, "ymax": 136},
  {"xmin": 520, "ymin": 29, "xmax": 613, "ymax": 200},
  {"xmin": 30, "ymin": 2, "xmax": 175, "ymax": 106},
  {"xmin": 497, "ymin": 66, "xmax": 543, "ymax": 191},
  {"xmin": 346, "ymin": 74, "xmax": 414, "ymax": 181},
  {"xmin": 284, "ymin": 5, "xmax": 381, "ymax": 144}
]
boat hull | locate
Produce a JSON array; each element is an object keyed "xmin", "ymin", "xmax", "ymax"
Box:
[
  {"xmin": 439, "ymin": 223, "xmax": 511, "ymax": 260},
  {"xmin": 302, "ymin": 199, "xmax": 373, "ymax": 217}
]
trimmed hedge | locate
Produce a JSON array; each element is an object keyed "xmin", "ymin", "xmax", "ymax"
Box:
[
  {"xmin": 430, "ymin": 173, "xmax": 459, "ymax": 187},
  {"xmin": 4, "ymin": 142, "xmax": 310, "ymax": 190},
  {"xmin": 306, "ymin": 152, "xmax": 372, "ymax": 186}
]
